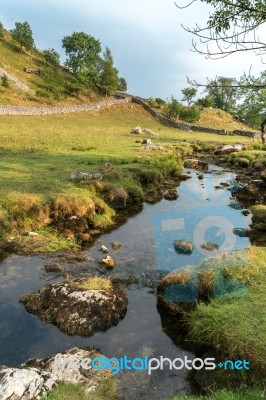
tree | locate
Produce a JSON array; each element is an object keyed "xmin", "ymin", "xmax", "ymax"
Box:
[
  {"xmin": 237, "ymin": 70, "xmax": 266, "ymax": 142},
  {"xmin": 98, "ymin": 47, "xmax": 119, "ymax": 95},
  {"xmin": 196, "ymin": 96, "xmax": 214, "ymax": 108},
  {"xmin": 118, "ymin": 77, "xmax": 127, "ymax": 91},
  {"xmin": 0, "ymin": 22, "xmax": 4, "ymax": 40},
  {"xmin": 175, "ymin": 0, "xmax": 266, "ymax": 60},
  {"xmin": 181, "ymin": 87, "xmax": 197, "ymax": 106},
  {"xmin": 11, "ymin": 21, "xmax": 34, "ymax": 53},
  {"xmin": 43, "ymin": 48, "xmax": 60, "ymax": 68},
  {"xmin": 62, "ymin": 32, "xmax": 101, "ymax": 88},
  {"xmin": 205, "ymin": 76, "xmax": 238, "ymax": 111}
]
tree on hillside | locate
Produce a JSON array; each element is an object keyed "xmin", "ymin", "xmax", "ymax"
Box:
[
  {"xmin": 98, "ymin": 47, "xmax": 119, "ymax": 95},
  {"xmin": 118, "ymin": 77, "xmax": 127, "ymax": 92},
  {"xmin": 43, "ymin": 48, "xmax": 60, "ymax": 68},
  {"xmin": 11, "ymin": 21, "xmax": 35, "ymax": 53},
  {"xmin": 237, "ymin": 70, "xmax": 266, "ymax": 142},
  {"xmin": 175, "ymin": 0, "xmax": 266, "ymax": 60},
  {"xmin": 62, "ymin": 32, "xmax": 101, "ymax": 89},
  {"xmin": 181, "ymin": 87, "xmax": 197, "ymax": 106},
  {"xmin": 0, "ymin": 22, "xmax": 4, "ymax": 40},
  {"xmin": 206, "ymin": 76, "xmax": 238, "ymax": 111}
]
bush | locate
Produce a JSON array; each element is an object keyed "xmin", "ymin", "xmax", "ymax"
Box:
[
  {"xmin": 1, "ymin": 74, "xmax": 9, "ymax": 88},
  {"xmin": 36, "ymin": 88, "xmax": 50, "ymax": 98},
  {"xmin": 139, "ymin": 169, "xmax": 163, "ymax": 185},
  {"xmin": 178, "ymin": 105, "xmax": 201, "ymax": 123},
  {"xmin": 164, "ymin": 96, "xmax": 182, "ymax": 119}
]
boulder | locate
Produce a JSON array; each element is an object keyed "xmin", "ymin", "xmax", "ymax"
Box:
[
  {"xmin": 233, "ymin": 228, "xmax": 250, "ymax": 237},
  {"xmin": 163, "ymin": 189, "xmax": 179, "ymax": 201},
  {"xmin": 184, "ymin": 159, "xmax": 208, "ymax": 171},
  {"xmin": 99, "ymin": 245, "xmax": 109, "ymax": 253},
  {"xmin": 0, "ymin": 347, "xmax": 113, "ymax": 400},
  {"xmin": 200, "ymin": 242, "xmax": 219, "ymax": 251},
  {"xmin": 101, "ymin": 255, "xmax": 116, "ymax": 269},
  {"xmin": 0, "ymin": 367, "xmax": 57, "ymax": 400},
  {"xmin": 174, "ymin": 240, "xmax": 193, "ymax": 254},
  {"xmin": 20, "ymin": 278, "xmax": 127, "ymax": 336},
  {"xmin": 214, "ymin": 144, "xmax": 245, "ymax": 155},
  {"xmin": 44, "ymin": 263, "xmax": 62, "ymax": 273},
  {"xmin": 143, "ymin": 128, "xmax": 158, "ymax": 136},
  {"xmin": 141, "ymin": 138, "xmax": 152, "ymax": 146},
  {"xmin": 111, "ymin": 241, "xmax": 122, "ymax": 250},
  {"xmin": 131, "ymin": 126, "xmax": 142, "ymax": 134}
]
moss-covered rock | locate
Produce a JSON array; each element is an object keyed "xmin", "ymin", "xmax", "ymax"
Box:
[{"xmin": 20, "ymin": 278, "xmax": 127, "ymax": 336}]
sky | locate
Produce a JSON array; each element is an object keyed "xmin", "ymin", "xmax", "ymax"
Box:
[{"xmin": 0, "ymin": 0, "xmax": 265, "ymax": 99}]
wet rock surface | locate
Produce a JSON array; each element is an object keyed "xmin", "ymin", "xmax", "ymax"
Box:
[
  {"xmin": 20, "ymin": 279, "xmax": 128, "ymax": 336},
  {"xmin": 174, "ymin": 240, "xmax": 194, "ymax": 254},
  {"xmin": 163, "ymin": 189, "xmax": 179, "ymax": 201},
  {"xmin": 0, "ymin": 347, "xmax": 111, "ymax": 400}
]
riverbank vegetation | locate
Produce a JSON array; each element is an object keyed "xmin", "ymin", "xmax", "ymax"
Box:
[{"xmin": 0, "ymin": 102, "xmax": 252, "ymax": 255}]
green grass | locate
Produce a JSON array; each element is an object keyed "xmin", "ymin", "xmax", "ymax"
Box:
[
  {"xmin": 42, "ymin": 378, "xmax": 117, "ymax": 400},
  {"xmin": 73, "ymin": 277, "xmax": 112, "ymax": 290}
]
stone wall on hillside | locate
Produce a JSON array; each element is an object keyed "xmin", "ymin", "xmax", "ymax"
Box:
[{"xmin": 0, "ymin": 98, "xmax": 131, "ymax": 116}]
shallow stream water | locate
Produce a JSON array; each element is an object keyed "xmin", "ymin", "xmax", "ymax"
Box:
[{"xmin": 0, "ymin": 166, "xmax": 251, "ymax": 399}]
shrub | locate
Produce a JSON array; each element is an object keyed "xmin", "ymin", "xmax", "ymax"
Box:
[
  {"xmin": 178, "ymin": 105, "xmax": 201, "ymax": 123},
  {"xmin": 164, "ymin": 96, "xmax": 182, "ymax": 119},
  {"xmin": 139, "ymin": 169, "xmax": 163, "ymax": 185},
  {"xmin": 1, "ymin": 74, "xmax": 9, "ymax": 88},
  {"xmin": 127, "ymin": 185, "xmax": 144, "ymax": 204},
  {"xmin": 36, "ymin": 88, "xmax": 50, "ymax": 98}
]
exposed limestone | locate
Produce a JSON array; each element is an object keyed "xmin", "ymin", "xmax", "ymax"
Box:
[{"xmin": 0, "ymin": 347, "xmax": 113, "ymax": 400}]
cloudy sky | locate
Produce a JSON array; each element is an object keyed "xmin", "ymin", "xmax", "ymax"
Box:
[{"xmin": 0, "ymin": 0, "xmax": 265, "ymax": 99}]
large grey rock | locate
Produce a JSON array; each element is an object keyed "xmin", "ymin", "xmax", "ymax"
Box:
[
  {"xmin": 131, "ymin": 126, "xmax": 142, "ymax": 134},
  {"xmin": 0, "ymin": 367, "xmax": 57, "ymax": 400},
  {"xmin": 0, "ymin": 347, "xmax": 112, "ymax": 400},
  {"xmin": 214, "ymin": 144, "xmax": 245, "ymax": 155},
  {"xmin": 20, "ymin": 278, "xmax": 128, "ymax": 336}
]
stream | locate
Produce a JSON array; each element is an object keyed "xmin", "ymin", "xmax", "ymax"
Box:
[{"xmin": 0, "ymin": 166, "xmax": 251, "ymax": 399}]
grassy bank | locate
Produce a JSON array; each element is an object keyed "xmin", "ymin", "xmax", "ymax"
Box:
[{"xmin": 185, "ymin": 246, "xmax": 266, "ymax": 388}]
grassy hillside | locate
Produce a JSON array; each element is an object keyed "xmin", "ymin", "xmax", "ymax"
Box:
[
  {"xmin": 0, "ymin": 102, "xmax": 250, "ymax": 251},
  {"xmin": 0, "ymin": 28, "xmax": 103, "ymax": 106}
]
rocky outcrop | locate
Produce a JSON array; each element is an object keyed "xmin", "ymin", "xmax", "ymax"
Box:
[
  {"xmin": 20, "ymin": 278, "xmax": 128, "ymax": 336},
  {"xmin": 0, "ymin": 347, "xmax": 112, "ymax": 400}
]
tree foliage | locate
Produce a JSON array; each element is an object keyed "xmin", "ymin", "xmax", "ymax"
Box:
[
  {"xmin": 98, "ymin": 47, "xmax": 119, "ymax": 95},
  {"xmin": 11, "ymin": 21, "xmax": 35, "ymax": 53},
  {"xmin": 181, "ymin": 87, "xmax": 197, "ymax": 106},
  {"xmin": 62, "ymin": 32, "xmax": 101, "ymax": 87},
  {"xmin": 206, "ymin": 76, "xmax": 238, "ymax": 111},
  {"xmin": 164, "ymin": 96, "xmax": 201, "ymax": 122},
  {"xmin": 175, "ymin": 0, "xmax": 266, "ymax": 59},
  {"xmin": 118, "ymin": 77, "xmax": 127, "ymax": 91},
  {"xmin": 43, "ymin": 48, "xmax": 60, "ymax": 68},
  {"xmin": 0, "ymin": 22, "xmax": 4, "ymax": 40}
]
